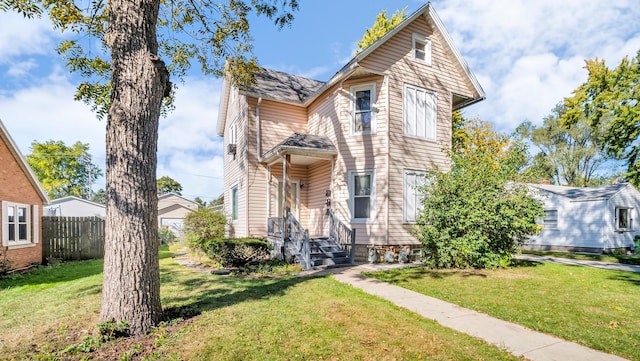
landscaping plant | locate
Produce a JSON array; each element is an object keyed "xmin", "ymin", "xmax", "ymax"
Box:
[{"xmin": 416, "ymin": 118, "xmax": 544, "ymax": 269}]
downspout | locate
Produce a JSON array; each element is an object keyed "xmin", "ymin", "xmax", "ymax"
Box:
[
  {"xmin": 256, "ymin": 97, "xmax": 262, "ymax": 160},
  {"xmin": 384, "ymin": 74, "xmax": 390, "ymax": 245}
]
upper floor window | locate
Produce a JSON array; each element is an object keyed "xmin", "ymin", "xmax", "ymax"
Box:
[
  {"xmin": 229, "ymin": 120, "xmax": 237, "ymax": 145},
  {"xmin": 404, "ymin": 84, "xmax": 437, "ymax": 140},
  {"xmin": 348, "ymin": 170, "xmax": 375, "ymax": 222},
  {"xmin": 412, "ymin": 34, "xmax": 432, "ymax": 65},
  {"xmin": 350, "ymin": 83, "xmax": 376, "ymax": 134},
  {"xmin": 2, "ymin": 201, "xmax": 39, "ymax": 247}
]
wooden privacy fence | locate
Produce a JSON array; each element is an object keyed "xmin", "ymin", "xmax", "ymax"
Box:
[{"xmin": 42, "ymin": 216, "xmax": 105, "ymax": 261}]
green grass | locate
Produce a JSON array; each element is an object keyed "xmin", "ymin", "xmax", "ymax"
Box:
[
  {"xmin": 521, "ymin": 249, "xmax": 640, "ymax": 265},
  {"xmin": 366, "ymin": 261, "xmax": 640, "ymax": 361},
  {"xmin": 0, "ymin": 251, "xmax": 521, "ymax": 360}
]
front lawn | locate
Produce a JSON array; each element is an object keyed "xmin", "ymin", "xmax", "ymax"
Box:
[
  {"xmin": 0, "ymin": 252, "xmax": 521, "ymax": 360},
  {"xmin": 366, "ymin": 261, "xmax": 640, "ymax": 361}
]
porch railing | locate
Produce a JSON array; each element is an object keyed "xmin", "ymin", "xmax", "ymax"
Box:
[
  {"xmin": 267, "ymin": 217, "xmax": 284, "ymax": 237},
  {"xmin": 328, "ymin": 209, "xmax": 356, "ymax": 264},
  {"xmin": 287, "ymin": 212, "xmax": 311, "ymax": 270}
]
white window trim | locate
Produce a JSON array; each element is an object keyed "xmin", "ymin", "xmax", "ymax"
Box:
[
  {"xmin": 348, "ymin": 170, "xmax": 376, "ymax": 223},
  {"xmin": 2, "ymin": 201, "xmax": 39, "ymax": 247},
  {"xmin": 412, "ymin": 33, "xmax": 432, "ymax": 65},
  {"xmin": 229, "ymin": 119, "xmax": 237, "ymax": 145},
  {"xmin": 616, "ymin": 207, "xmax": 632, "ymax": 231},
  {"xmin": 542, "ymin": 209, "xmax": 558, "ymax": 230},
  {"xmin": 230, "ymin": 185, "xmax": 239, "ymax": 222},
  {"xmin": 403, "ymin": 169, "xmax": 427, "ymax": 224},
  {"xmin": 404, "ymin": 84, "xmax": 437, "ymax": 141},
  {"xmin": 350, "ymin": 83, "xmax": 376, "ymax": 135}
]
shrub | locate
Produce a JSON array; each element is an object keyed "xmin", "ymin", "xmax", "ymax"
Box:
[
  {"xmin": 0, "ymin": 246, "xmax": 13, "ymax": 276},
  {"xmin": 158, "ymin": 226, "xmax": 178, "ymax": 244},
  {"xmin": 206, "ymin": 238, "xmax": 272, "ymax": 268},
  {"xmin": 183, "ymin": 207, "xmax": 227, "ymax": 251},
  {"xmin": 416, "ymin": 119, "xmax": 544, "ymax": 269}
]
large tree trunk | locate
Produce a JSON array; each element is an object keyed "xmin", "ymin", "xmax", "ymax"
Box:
[{"xmin": 100, "ymin": 0, "xmax": 169, "ymax": 336}]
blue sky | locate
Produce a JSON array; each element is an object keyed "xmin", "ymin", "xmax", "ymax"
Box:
[{"xmin": 1, "ymin": 0, "xmax": 639, "ymax": 201}]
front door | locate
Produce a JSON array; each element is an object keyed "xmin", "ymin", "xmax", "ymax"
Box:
[{"xmin": 277, "ymin": 180, "xmax": 299, "ymax": 219}]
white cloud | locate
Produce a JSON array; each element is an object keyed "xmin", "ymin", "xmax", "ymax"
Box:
[
  {"xmin": 7, "ymin": 59, "xmax": 38, "ymax": 77},
  {"xmin": 435, "ymin": 0, "xmax": 640, "ymax": 131},
  {"xmin": 0, "ymin": 12, "xmax": 60, "ymax": 63}
]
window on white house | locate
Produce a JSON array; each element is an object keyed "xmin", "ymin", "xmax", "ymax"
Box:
[
  {"xmin": 404, "ymin": 170, "xmax": 428, "ymax": 223},
  {"xmin": 349, "ymin": 170, "xmax": 375, "ymax": 222},
  {"xmin": 616, "ymin": 207, "xmax": 632, "ymax": 230},
  {"xmin": 404, "ymin": 84, "xmax": 437, "ymax": 140},
  {"xmin": 412, "ymin": 34, "xmax": 432, "ymax": 65},
  {"xmin": 2, "ymin": 201, "xmax": 39, "ymax": 246},
  {"xmin": 543, "ymin": 209, "xmax": 558, "ymax": 229},
  {"xmin": 229, "ymin": 120, "xmax": 237, "ymax": 145},
  {"xmin": 351, "ymin": 83, "xmax": 376, "ymax": 134},
  {"xmin": 231, "ymin": 186, "xmax": 238, "ymax": 221}
]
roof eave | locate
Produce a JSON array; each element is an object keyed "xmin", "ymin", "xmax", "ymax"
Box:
[{"xmin": 0, "ymin": 119, "xmax": 50, "ymax": 204}]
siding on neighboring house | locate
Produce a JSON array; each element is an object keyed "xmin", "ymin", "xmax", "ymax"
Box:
[
  {"xmin": 44, "ymin": 197, "xmax": 105, "ymax": 218},
  {"xmin": 0, "ymin": 121, "xmax": 48, "ymax": 269}
]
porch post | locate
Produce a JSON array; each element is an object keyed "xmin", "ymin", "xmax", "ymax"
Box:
[{"xmin": 282, "ymin": 155, "xmax": 289, "ymax": 240}]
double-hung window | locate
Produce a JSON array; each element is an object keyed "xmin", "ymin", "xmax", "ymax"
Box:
[
  {"xmin": 349, "ymin": 170, "xmax": 375, "ymax": 222},
  {"xmin": 616, "ymin": 207, "xmax": 632, "ymax": 230},
  {"xmin": 404, "ymin": 84, "xmax": 437, "ymax": 140},
  {"xmin": 404, "ymin": 170, "xmax": 428, "ymax": 223},
  {"xmin": 412, "ymin": 34, "xmax": 432, "ymax": 65},
  {"xmin": 543, "ymin": 209, "xmax": 558, "ymax": 230},
  {"xmin": 351, "ymin": 83, "xmax": 376, "ymax": 134},
  {"xmin": 2, "ymin": 201, "xmax": 39, "ymax": 247}
]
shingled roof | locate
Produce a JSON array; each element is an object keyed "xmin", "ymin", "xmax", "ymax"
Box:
[
  {"xmin": 241, "ymin": 68, "xmax": 326, "ymax": 105},
  {"xmin": 530, "ymin": 183, "xmax": 630, "ymax": 201},
  {"xmin": 261, "ymin": 132, "xmax": 337, "ymax": 164}
]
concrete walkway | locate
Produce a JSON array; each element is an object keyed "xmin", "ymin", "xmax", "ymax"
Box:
[
  {"xmin": 327, "ymin": 263, "xmax": 629, "ymax": 361},
  {"xmin": 515, "ymin": 253, "xmax": 640, "ymax": 273}
]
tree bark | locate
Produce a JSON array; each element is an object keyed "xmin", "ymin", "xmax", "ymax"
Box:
[{"xmin": 100, "ymin": 0, "xmax": 169, "ymax": 336}]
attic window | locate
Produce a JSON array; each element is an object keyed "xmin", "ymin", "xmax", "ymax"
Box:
[{"xmin": 412, "ymin": 34, "xmax": 432, "ymax": 65}]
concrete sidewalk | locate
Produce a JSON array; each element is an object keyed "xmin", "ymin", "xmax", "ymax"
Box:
[
  {"xmin": 515, "ymin": 254, "xmax": 640, "ymax": 273},
  {"xmin": 328, "ymin": 263, "xmax": 628, "ymax": 361}
]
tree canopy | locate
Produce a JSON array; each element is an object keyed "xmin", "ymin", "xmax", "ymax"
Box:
[
  {"xmin": 26, "ymin": 140, "xmax": 102, "ymax": 199},
  {"xmin": 157, "ymin": 176, "xmax": 183, "ymax": 195},
  {"xmin": 562, "ymin": 50, "xmax": 640, "ymax": 185},
  {"xmin": 517, "ymin": 103, "xmax": 612, "ymax": 186},
  {"xmin": 417, "ymin": 118, "xmax": 543, "ymax": 269},
  {"xmin": 355, "ymin": 8, "xmax": 406, "ymax": 55}
]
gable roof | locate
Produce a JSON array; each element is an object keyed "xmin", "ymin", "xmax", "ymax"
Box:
[
  {"xmin": 217, "ymin": 2, "xmax": 485, "ymax": 136},
  {"xmin": 0, "ymin": 119, "xmax": 49, "ymax": 204},
  {"xmin": 261, "ymin": 132, "xmax": 338, "ymax": 164},
  {"xmin": 158, "ymin": 192, "xmax": 199, "ymax": 209},
  {"xmin": 530, "ymin": 183, "xmax": 633, "ymax": 202}
]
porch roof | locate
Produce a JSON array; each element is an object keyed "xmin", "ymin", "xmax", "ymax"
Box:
[{"xmin": 261, "ymin": 133, "xmax": 337, "ymax": 165}]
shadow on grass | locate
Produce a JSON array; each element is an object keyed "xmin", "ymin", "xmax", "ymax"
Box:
[
  {"xmin": 161, "ymin": 272, "xmax": 318, "ymax": 322},
  {"xmin": 522, "ymin": 250, "xmax": 640, "ymax": 266},
  {"xmin": 511, "ymin": 259, "xmax": 543, "ymax": 268},
  {"xmin": 607, "ymin": 272, "xmax": 640, "ymax": 287}
]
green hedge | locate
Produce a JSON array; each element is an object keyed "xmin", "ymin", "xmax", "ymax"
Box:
[{"xmin": 205, "ymin": 238, "xmax": 273, "ymax": 268}]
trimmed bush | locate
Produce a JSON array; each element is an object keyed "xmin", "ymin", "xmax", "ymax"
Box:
[
  {"xmin": 206, "ymin": 238, "xmax": 273, "ymax": 268},
  {"xmin": 183, "ymin": 207, "xmax": 227, "ymax": 252}
]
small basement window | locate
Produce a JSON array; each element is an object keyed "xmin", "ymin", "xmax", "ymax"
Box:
[{"xmin": 543, "ymin": 209, "xmax": 558, "ymax": 229}]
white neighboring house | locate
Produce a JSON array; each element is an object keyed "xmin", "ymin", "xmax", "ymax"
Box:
[
  {"xmin": 44, "ymin": 196, "xmax": 105, "ymax": 218},
  {"xmin": 158, "ymin": 193, "xmax": 199, "ymax": 236},
  {"xmin": 526, "ymin": 183, "xmax": 640, "ymax": 253}
]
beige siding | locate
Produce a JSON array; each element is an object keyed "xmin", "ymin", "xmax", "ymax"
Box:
[
  {"xmin": 257, "ymin": 100, "xmax": 308, "ymax": 155},
  {"xmin": 223, "ymin": 88, "xmax": 249, "ymax": 237}
]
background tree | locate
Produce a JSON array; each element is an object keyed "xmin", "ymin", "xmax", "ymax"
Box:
[
  {"xmin": 157, "ymin": 176, "xmax": 183, "ymax": 195},
  {"xmin": 26, "ymin": 140, "xmax": 102, "ymax": 199},
  {"xmin": 91, "ymin": 188, "xmax": 107, "ymax": 204},
  {"xmin": 4, "ymin": 0, "xmax": 299, "ymax": 336},
  {"xmin": 355, "ymin": 8, "xmax": 406, "ymax": 54},
  {"xmin": 416, "ymin": 119, "xmax": 543, "ymax": 269},
  {"xmin": 517, "ymin": 103, "xmax": 612, "ymax": 186},
  {"xmin": 562, "ymin": 50, "xmax": 640, "ymax": 185}
]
